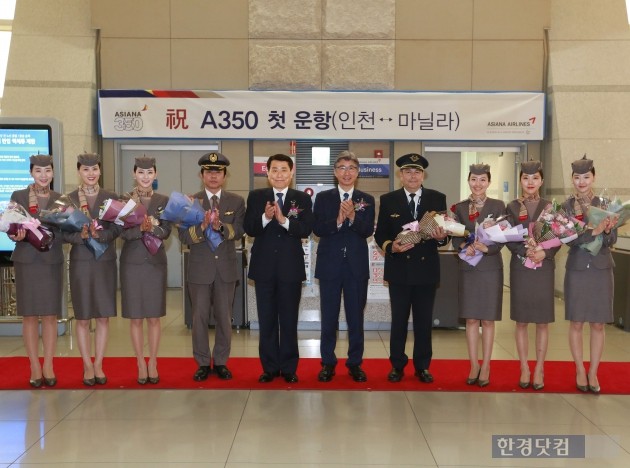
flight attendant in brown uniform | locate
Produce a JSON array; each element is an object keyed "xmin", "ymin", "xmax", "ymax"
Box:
[
  {"xmin": 451, "ymin": 163, "xmax": 505, "ymax": 388},
  {"xmin": 8, "ymin": 155, "xmax": 63, "ymax": 387},
  {"xmin": 65, "ymin": 153, "xmax": 122, "ymax": 386},
  {"xmin": 506, "ymin": 160, "xmax": 560, "ymax": 391},
  {"xmin": 562, "ymin": 155, "xmax": 617, "ymax": 394},
  {"xmin": 120, "ymin": 156, "xmax": 172, "ymax": 385}
]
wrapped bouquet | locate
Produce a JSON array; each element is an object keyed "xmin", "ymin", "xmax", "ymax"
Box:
[
  {"xmin": 458, "ymin": 217, "xmax": 528, "ymax": 266},
  {"xmin": 396, "ymin": 211, "xmax": 467, "ymax": 245},
  {"xmin": 38, "ymin": 196, "xmax": 106, "ymax": 259},
  {"xmin": 0, "ymin": 201, "xmax": 55, "ymax": 252},
  {"xmin": 99, "ymin": 198, "xmax": 147, "ymax": 228},
  {"xmin": 522, "ymin": 201, "xmax": 585, "ymax": 269},
  {"xmin": 161, "ymin": 191, "xmax": 223, "ymax": 251}
]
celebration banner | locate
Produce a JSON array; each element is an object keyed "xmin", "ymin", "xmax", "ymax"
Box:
[{"xmin": 98, "ymin": 90, "xmax": 545, "ymax": 141}]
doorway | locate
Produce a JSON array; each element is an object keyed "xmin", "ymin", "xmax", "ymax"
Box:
[{"xmin": 116, "ymin": 142, "xmax": 220, "ymax": 287}]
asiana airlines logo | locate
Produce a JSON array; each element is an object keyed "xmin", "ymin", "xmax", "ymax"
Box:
[
  {"xmin": 487, "ymin": 116, "xmax": 537, "ymax": 127},
  {"xmin": 112, "ymin": 106, "xmax": 147, "ymax": 131}
]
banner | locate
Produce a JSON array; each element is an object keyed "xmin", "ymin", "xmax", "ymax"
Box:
[{"xmin": 98, "ymin": 90, "xmax": 545, "ymax": 141}]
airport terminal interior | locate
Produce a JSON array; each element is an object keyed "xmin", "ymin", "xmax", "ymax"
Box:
[{"xmin": 2, "ymin": 0, "xmax": 630, "ymax": 466}]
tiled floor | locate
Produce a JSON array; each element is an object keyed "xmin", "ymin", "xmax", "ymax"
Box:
[{"xmin": 1, "ymin": 289, "xmax": 630, "ymax": 467}]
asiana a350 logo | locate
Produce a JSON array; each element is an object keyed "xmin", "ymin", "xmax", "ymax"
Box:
[{"xmin": 113, "ymin": 105, "xmax": 147, "ymax": 131}]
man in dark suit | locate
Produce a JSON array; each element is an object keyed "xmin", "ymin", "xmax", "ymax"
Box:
[
  {"xmin": 313, "ymin": 151, "xmax": 375, "ymax": 382},
  {"xmin": 179, "ymin": 152, "xmax": 245, "ymax": 381},
  {"xmin": 374, "ymin": 153, "xmax": 448, "ymax": 383},
  {"xmin": 244, "ymin": 153, "xmax": 314, "ymax": 383}
]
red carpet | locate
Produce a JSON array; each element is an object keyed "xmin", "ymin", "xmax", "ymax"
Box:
[{"xmin": 2, "ymin": 357, "xmax": 630, "ymax": 394}]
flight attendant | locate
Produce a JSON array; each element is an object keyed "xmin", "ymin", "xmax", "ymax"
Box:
[
  {"xmin": 65, "ymin": 153, "xmax": 122, "ymax": 386},
  {"xmin": 505, "ymin": 160, "xmax": 560, "ymax": 391},
  {"xmin": 451, "ymin": 163, "xmax": 505, "ymax": 388},
  {"xmin": 562, "ymin": 155, "xmax": 617, "ymax": 394},
  {"xmin": 120, "ymin": 156, "xmax": 172, "ymax": 385},
  {"xmin": 8, "ymin": 155, "xmax": 64, "ymax": 387}
]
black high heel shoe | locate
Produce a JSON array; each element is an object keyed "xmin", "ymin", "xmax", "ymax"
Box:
[
  {"xmin": 148, "ymin": 375, "xmax": 160, "ymax": 385},
  {"xmin": 83, "ymin": 377, "xmax": 96, "ymax": 386},
  {"xmin": 43, "ymin": 376, "xmax": 57, "ymax": 387},
  {"xmin": 94, "ymin": 375, "xmax": 107, "ymax": 385},
  {"xmin": 466, "ymin": 369, "xmax": 480, "ymax": 385},
  {"xmin": 29, "ymin": 378, "xmax": 43, "ymax": 388},
  {"xmin": 588, "ymin": 376, "xmax": 600, "ymax": 394}
]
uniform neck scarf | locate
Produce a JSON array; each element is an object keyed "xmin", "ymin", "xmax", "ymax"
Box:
[
  {"xmin": 517, "ymin": 193, "xmax": 540, "ymax": 221},
  {"xmin": 131, "ymin": 186, "xmax": 153, "ymax": 200},
  {"xmin": 468, "ymin": 194, "xmax": 486, "ymax": 221},
  {"xmin": 28, "ymin": 183, "xmax": 50, "ymax": 214},
  {"xmin": 78, "ymin": 183, "xmax": 99, "ymax": 216},
  {"xmin": 573, "ymin": 189, "xmax": 594, "ymax": 220}
]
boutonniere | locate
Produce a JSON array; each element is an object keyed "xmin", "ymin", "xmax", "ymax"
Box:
[
  {"xmin": 390, "ymin": 213, "xmax": 400, "ymax": 218},
  {"xmin": 353, "ymin": 198, "xmax": 370, "ymax": 212},
  {"xmin": 469, "ymin": 211, "xmax": 480, "ymax": 221},
  {"xmin": 287, "ymin": 201, "xmax": 303, "ymax": 218},
  {"xmin": 224, "ymin": 210, "xmax": 234, "ymax": 215}
]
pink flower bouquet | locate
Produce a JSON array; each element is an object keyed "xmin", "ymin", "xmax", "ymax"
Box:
[{"xmin": 0, "ymin": 201, "xmax": 54, "ymax": 252}]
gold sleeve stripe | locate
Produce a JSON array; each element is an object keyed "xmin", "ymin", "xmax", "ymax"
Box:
[
  {"xmin": 225, "ymin": 223, "xmax": 235, "ymax": 240},
  {"xmin": 381, "ymin": 240, "xmax": 392, "ymax": 252},
  {"xmin": 188, "ymin": 226, "xmax": 202, "ymax": 243}
]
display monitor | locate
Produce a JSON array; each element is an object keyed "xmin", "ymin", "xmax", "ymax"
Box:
[{"xmin": 0, "ymin": 118, "xmax": 63, "ymax": 254}]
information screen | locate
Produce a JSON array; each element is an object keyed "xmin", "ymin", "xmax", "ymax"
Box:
[{"xmin": 0, "ymin": 125, "xmax": 52, "ymax": 252}]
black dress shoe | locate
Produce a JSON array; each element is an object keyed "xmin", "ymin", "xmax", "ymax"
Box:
[
  {"xmin": 258, "ymin": 371, "xmax": 280, "ymax": 383},
  {"xmin": 348, "ymin": 365, "xmax": 367, "ymax": 382},
  {"xmin": 387, "ymin": 367, "xmax": 404, "ymax": 383},
  {"xmin": 193, "ymin": 366, "xmax": 211, "ymax": 382},
  {"xmin": 283, "ymin": 372, "xmax": 299, "ymax": 383},
  {"xmin": 415, "ymin": 369, "xmax": 434, "ymax": 383},
  {"xmin": 214, "ymin": 365, "xmax": 232, "ymax": 380},
  {"xmin": 318, "ymin": 365, "xmax": 336, "ymax": 382}
]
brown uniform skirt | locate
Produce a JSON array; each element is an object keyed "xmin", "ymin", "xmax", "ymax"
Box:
[
  {"xmin": 14, "ymin": 262, "xmax": 63, "ymax": 317},
  {"xmin": 120, "ymin": 262, "xmax": 167, "ymax": 319},
  {"xmin": 510, "ymin": 266, "xmax": 555, "ymax": 323},
  {"xmin": 69, "ymin": 258, "xmax": 117, "ymax": 319},
  {"xmin": 458, "ymin": 268, "xmax": 503, "ymax": 321},
  {"xmin": 565, "ymin": 267, "xmax": 614, "ymax": 323}
]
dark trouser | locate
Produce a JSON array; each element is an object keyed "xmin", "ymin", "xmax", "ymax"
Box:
[
  {"xmin": 319, "ymin": 267, "xmax": 368, "ymax": 368},
  {"xmin": 189, "ymin": 280, "xmax": 235, "ymax": 367},
  {"xmin": 388, "ymin": 282, "xmax": 436, "ymax": 371},
  {"xmin": 255, "ymin": 279, "xmax": 302, "ymax": 374}
]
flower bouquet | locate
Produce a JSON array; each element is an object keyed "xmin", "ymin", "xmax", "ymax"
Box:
[
  {"xmin": 457, "ymin": 217, "xmax": 528, "ymax": 267},
  {"xmin": 39, "ymin": 195, "xmax": 91, "ymax": 232},
  {"xmin": 99, "ymin": 198, "xmax": 148, "ymax": 228},
  {"xmin": 522, "ymin": 201, "xmax": 584, "ymax": 269},
  {"xmin": 396, "ymin": 211, "xmax": 467, "ymax": 245},
  {"xmin": 0, "ymin": 201, "xmax": 55, "ymax": 252},
  {"xmin": 160, "ymin": 191, "xmax": 222, "ymax": 251},
  {"xmin": 577, "ymin": 192, "xmax": 630, "ymax": 256},
  {"xmin": 38, "ymin": 196, "xmax": 106, "ymax": 259}
]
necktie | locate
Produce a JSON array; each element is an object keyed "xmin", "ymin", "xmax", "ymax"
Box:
[
  {"xmin": 211, "ymin": 194, "xmax": 219, "ymax": 211},
  {"xmin": 276, "ymin": 192, "xmax": 284, "ymax": 211},
  {"xmin": 343, "ymin": 192, "xmax": 349, "ymax": 201},
  {"xmin": 409, "ymin": 193, "xmax": 416, "ymax": 219}
]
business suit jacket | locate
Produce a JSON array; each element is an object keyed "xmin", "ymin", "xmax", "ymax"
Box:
[
  {"xmin": 10, "ymin": 188, "xmax": 64, "ymax": 265},
  {"xmin": 179, "ymin": 190, "xmax": 246, "ymax": 285},
  {"xmin": 245, "ymin": 188, "xmax": 314, "ymax": 282},
  {"xmin": 120, "ymin": 193, "xmax": 172, "ymax": 265},
  {"xmin": 374, "ymin": 187, "xmax": 447, "ymax": 285},
  {"xmin": 313, "ymin": 188, "xmax": 375, "ymax": 281}
]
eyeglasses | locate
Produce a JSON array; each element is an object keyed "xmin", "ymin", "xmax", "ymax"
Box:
[{"xmin": 335, "ymin": 165, "xmax": 359, "ymax": 173}]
